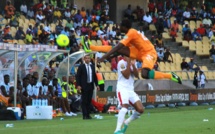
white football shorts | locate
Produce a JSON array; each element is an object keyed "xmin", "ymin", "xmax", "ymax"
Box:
[{"xmin": 116, "ymin": 87, "xmax": 140, "ymax": 105}]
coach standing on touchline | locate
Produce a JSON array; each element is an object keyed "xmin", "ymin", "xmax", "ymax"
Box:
[{"xmin": 76, "ymin": 55, "xmax": 100, "ymax": 120}]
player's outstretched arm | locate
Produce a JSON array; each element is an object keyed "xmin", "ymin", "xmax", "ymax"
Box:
[{"xmin": 98, "ymin": 43, "xmax": 124, "ymax": 62}]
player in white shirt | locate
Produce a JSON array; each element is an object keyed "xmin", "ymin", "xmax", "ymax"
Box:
[
  {"xmin": 41, "ymin": 78, "xmax": 49, "ymax": 96},
  {"xmin": 114, "ymin": 56, "xmax": 144, "ymax": 134},
  {"xmin": 198, "ymin": 70, "xmax": 207, "ymax": 89},
  {"xmin": 0, "ymin": 74, "xmax": 11, "ymax": 97}
]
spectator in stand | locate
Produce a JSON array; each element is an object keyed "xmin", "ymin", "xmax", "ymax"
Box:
[
  {"xmin": 27, "ymin": 7, "xmax": 34, "ymax": 19},
  {"xmin": 109, "ymin": 26, "xmax": 117, "ymax": 39},
  {"xmin": 15, "ymin": 27, "xmax": 25, "ymax": 40},
  {"xmin": 43, "ymin": 5, "xmax": 53, "ymax": 23},
  {"xmin": 3, "ymin": 25, "xmax": 13, "ymax": 40},
  {"xmin": 124, "ymin": 4, "xmax": 133, "ymax": 21},
  {"xmin": 39, "ymin": 29, "xmax": 50, "ymax": 44},
  {"xmin": 97, "ymin": 27, "xmax": 105, "ymax": 37},
  {"xmin": 55, "ymin": 21, "xmax": 64, "ymax": 34},
  {"xmin": 183, "ymin": 8, "xmax": 191, "ymax": 21},
  {"xmin": 180, "ymin": 58, "xmax": 189, "ymax": 71},
  {"xmin": 203, "ymin": 16, "xmax": 212, "ymax": 27},
  {"xmin": 155, "ymin": 18, "xmax": 164, "ymax": 35},
  {"xmin": 25, "ymin": 31, "xmax": 35, "ymax": 44},
  {"xmin": 183, "ymin": 29, "xmax": 192, "ymax": 41},
  {"xmin": 109, "ymin": 38, "xmax": 118, "ymax": 47},
  {"xmin": 99, "ymin": 10, "xmax": 108, "ymax": 24},
  {"xmin": 175, "ymin": 6, "xmax": 184, "ymax": 24},
  {"xmin": 190, "ymin": 7, "xmax": 198, "ymax": 21},
  {"xmin": 212, "ymin": 6, "xmax": 215, "ymax": 15},
  {"xmin": 208, "ymin": 29, "xmax": 213, "ymax": 38},
  {"xmin": 81, "ymin": 16, "xmax": 89, "ymax": 25},
  {"xmin": 209, "ymin": 45, "xmax": 215, "ymax": 62},
  {"xmin": 48, "ymin": 38, "xmax": 55, "ymax": 46},
  {"xmin": 163, "ymin": 48, "xmax": 173, "ymax": 63},
  {"xmin": 66, "ymin": 20, "xmax": 73, "ymax": 30},
  {"xmin": 197, "ymin": 24, "xmax": 206, "ymax": 36},
  {"xmin": 53, "ymin": 7, "xmax": 62, "ymax": 22},
  {"xmin": 73, "ymin": 18, "xmax": 82, "ymax": 29},
  {"xmin": 156, "ymin": 0, "xmax": 164, "ymax": 13},
  {"xmin": 151, "ymin": 14, "xmax": 157, "ymax": 24},
  {"xmin": 155, "ymin": 35, "xmax": 164, "ymax": 48},
  {"xmin": 111, "ymin": 57, "xmax": 117, "ymax": 72},
  {"xmin": 89, "ymin": 27, "xmax": 98, "ymax": 40},
  {"xmin": 61, "ymin": 27, "xmax": 70, "ymax": 36},
  {"xmin": 210, "ymin": 32, "xmax": 215, "ymax": 46},
  {"xmin": 143, "ymin": 12, "xmax": 152, "ymax": 24},
  {"xmin": 157, "ymin": 49, "xmax": 164, "ymax": 62},
  {"xmin": 36, "ymin": 9, "xmax": 45, "ymax": 24},
  {"xmin": 32, "ymin": 0, "xmax": 43, "ymax": 13},
  {"xmin": 192, "ymin": 29, "xmax": 202, "ymax": 41},
  {"xmin": 148, "ymin": 1, "xmax": 155, "ymax": 15},
  {"xmin": 20, "ymin": 2, "xmax": 27, "ymax": 16},
  {"xmin": 80, "ymin": 7, "xmax": 87, "ymax": 18},
  {"xmin": 64, "ymin": 7, "xmax": 71, "ymax": 21},
  {"xmin": 171, "ymin": 19, "xmax": 179, "ymax": 32},
  {"xmin": 4, "ymin": 1, "xmax": 15, "ymax": 19},
  {"xmin": 100, "ymin": 35, "xmax": 109, "ymax": 46},
  {"xmin": 71, "ymin": 5, "xmax": 78, "ymax": 18},
  {"xmin": 74, "ymin": 10, "xmax": 83, "ymax": 22},
  {"xmin": 171, "ymin": 6, "xmax": 177, "ymax": 16},
  {"xmin": 81, "ymin": 24, "xmax": 89, "ymax": 35},
  {"xmin": 102, "ymin": 0, "xmax": 109, "ymax": 16},
  {"xmin": 37, "ymin": 25, "xmax": 43, "ymax": 37},
  {"xmin": 211, "ymin": 14, "xmax": 215, "ymax": 25},
  {"xmin": 182, "ymin": 23, "xmax": 190, "ymax": 35},
  {"xmin": 169, "ymin": 27, "xmax": 177, "ymax": 41},
  {"xmin": 75, "ymin": 26, "xmax": 81, "ymax": 36},
  {"xmin": 188, "ymin": 58, "xmax": 199, "ymax": 71}
]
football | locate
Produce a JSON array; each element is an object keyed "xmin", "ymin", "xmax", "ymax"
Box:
[{"xmin": 56, "ymin": 34, "xmax": 70, "ymax": 47}]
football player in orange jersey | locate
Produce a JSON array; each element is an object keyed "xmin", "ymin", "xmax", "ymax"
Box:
[{"xmin": 86, "ymin": 19, "xmax": 181, "ymax": 84}]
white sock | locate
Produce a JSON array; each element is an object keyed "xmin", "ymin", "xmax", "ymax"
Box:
[
  {"xmin": 115, "ymin": 107, "xmax": 128, "ymax": 132},
  {"xmin": 124, "ymin": 111, "xmax": 141, "ymax": 125}
]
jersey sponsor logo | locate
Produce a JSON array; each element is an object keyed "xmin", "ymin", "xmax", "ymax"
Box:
[{"xmin": 120, "ymin": 64, "xmax": 126, "ymax": 69}]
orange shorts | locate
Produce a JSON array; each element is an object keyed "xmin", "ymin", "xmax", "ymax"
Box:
[{"xmin": 129, "ymin": 47, "xmax": 157, "ymax": 70}]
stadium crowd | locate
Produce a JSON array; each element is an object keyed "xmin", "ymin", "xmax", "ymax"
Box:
[{"xmin": 0, "ymin": 0, "xmax": 215, "ymax": 116}]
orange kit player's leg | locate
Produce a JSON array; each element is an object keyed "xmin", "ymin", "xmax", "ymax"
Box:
[
  {"xmin": 90, "ymin": 45, "xmax": 112, "ymax": 53},
  {"xmin": 141, "ymin": 52, "xmax": 172, "ymax": 79},
  {"xmin": 129, "ymin": 47, "xmax": 172, "ymax": 80}
]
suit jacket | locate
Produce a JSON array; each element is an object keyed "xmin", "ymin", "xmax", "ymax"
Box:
[{"xmin": 76, "ymin": 63, "xmax": 98, "ymax": 90}]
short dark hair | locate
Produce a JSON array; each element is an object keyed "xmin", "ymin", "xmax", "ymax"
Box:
[
  {"xmin": 53, "ymin": 78, "xmax": 58, "ymax": 81},
  {"xmin": 120, "ymin": 19, "xmax": 132, "ymax": 29},
  {"xmin": 4, "ymin": 74, "xmax": 9, "ymax": 78}
]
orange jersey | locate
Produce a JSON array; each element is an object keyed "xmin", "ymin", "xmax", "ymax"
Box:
[{"xmin": 120, "ymin": 29, "xmax": 155, "ymax": 54}]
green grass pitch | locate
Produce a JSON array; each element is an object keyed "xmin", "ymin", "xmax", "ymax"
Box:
[{"xmin": 0, "ymin": 105, "xmax": 215, "ymax": 134}]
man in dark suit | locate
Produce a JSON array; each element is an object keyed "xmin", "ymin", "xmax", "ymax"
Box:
[{"xmin": 76, "ymin": 55, "xmax": 100, "ymax": 119}]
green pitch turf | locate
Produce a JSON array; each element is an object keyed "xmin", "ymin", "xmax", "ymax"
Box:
[{"xmin": 0, "ymin": 105, "xmax": 215, "ymax": 134}]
